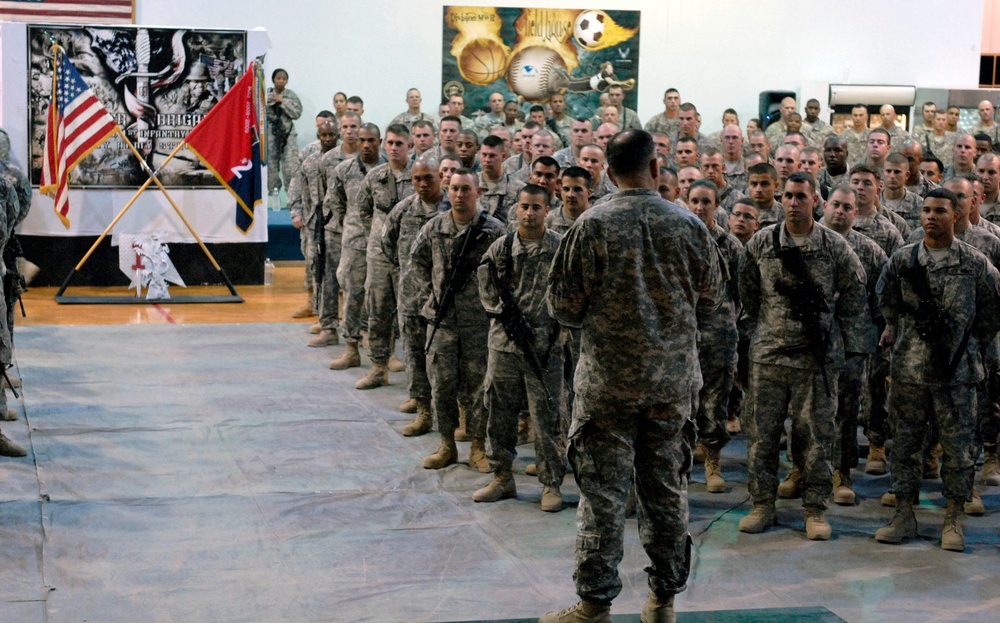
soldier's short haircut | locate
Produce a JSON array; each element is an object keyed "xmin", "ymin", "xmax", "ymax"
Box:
[
  {"xmin": 869, "ymin": 127, "xmax": 891, "ymax": 144},
  {"xmin": 749, "ymin": 118, "xmax": 761, "ymax": 128},
  {"xmin": 529, "ymin": 105, "xmax": 545, "ymax": 114},
  {"xmin": 807, "ymin": 98, "xmax": 820, "ymax": 107},
  {"xmin": 734, "ymin": 197, "xmax": 758, "ymax": 211},
  {"xmin": 885, "ymin": 152, "xmax": 908, "ymax": 166},
  {"xmin": 317, "ymin": 120, "xmax": 338, "ymax": 133},
  {"xmin": 748, "ymin": 162, "xmax": 778, "ymax": 179},
  {"xmin": 607, "ymin": 130, "xmax": 656, "ymax": 177},
  {"xmin": 849, "ymin": 164, "xmax": 881, "ymax": 181},
  {"xmin": 923, "ymin": 100, "xmax": 936, "ymax": 109},
  {"xmin": 824, "ymin": 134, "xmax": 847, "ymax": 148},
  {"xmin": 347, "ymin": 95, "xmax": 364, "ymax": 106},
  {"xmin": 749, "ymin": 130, "xmax": 768, "ymax": 143},
  {"xmin": 458, "ymin": 129, "xmax": 480, "ymax": 145},
  {"xmin": 701, "ymin": 147, "xmax": 722, "ymax": 159},
  {"xmin": 271, "ymin": 68, "xmax": 287, "ymax": 80},
  {"xmin": 580, "ymin": 143, "xmax": 605, "ymax": 157},
  {"xmin": 532, "ymin": 156, "xmax": 560, "ymax": 173},
  {"xmin": 386, "ymin": 123, "xmax": 410, "ymax": 139},
  {"xmin": 801, "ymin": 146, "xmax": 821, "ymax": 159},
  {"xmin": 723, "ymin": 108, "xmax": 739, "ymax": 118},
  {"xmin": 664, "ymin": 88, "xmax": 679, "ymax": 97},
  {"xmin": 679, "ymin": 102, "xmax": 698, "ymax": 113},
  {"xmin": 978, "ymin": 152, "xmax": 1000, "ymax": 167},
  {"xmin": 341, "ymin": 112, "xmax": 362, "ymax": 124},
  {"xmin": 574, "ymin": 117, "xmax": 594, "ymax": 128},
  {"xmin": 659, "ymin": 166, "xmax": 678, "ymax": 183},
  {"xmin": 852, "ymin": 103, "xmax": 866, "ymax": 111},
  {"xmin": 788, "ymin": 113, "xmax": 803, "ymax": 121},
  {"xmin": 532, "ymin": 129, "xmax": 554, "ymax": 141},
  {"xmin": 562, "ymin": 166, "xmax": 592, "ymax": 184},
  {"xmin": 317, "ymin": 110, "xmax": 335, "ymax": 119},
  {"xmin": 412, "ymin": 119, "xmax": 435, "ymax": 132},
  {"xmin": 451, "ymin": 167, "xmax": 479, "ymax": 186},
  {"xmin": 523, "ymin": 121, "xmax": 542, "ymax": 131},
  {"xmin": 689, "ymin": 179, "xmax": 720, "ymax": 202},
  {"xmin": 676, "ymin": 136, "xmax": 698, "ymax": 149},
  {"xmin": 481, "ymin": 135, "xmax": 505, "ymax": 150},
  {"xmin": 925, "ymin": 187, "xmax": 959, "ymax": 211},
  {"xmin": 786, "ymin": 171, "xmax": 817, "ymax": 193},
  {"xmin": 519, "ymin": 183, "xmax": 551, "ymax": 205},
  {"xmin": 974, "ymin": 132, "xmax": 993, "ymax": 144},
  {"xmin": 440, "ymin": 152, "xmax": 462, "ymax": 166},
  {"xmin": 439, "ymin": 115, "xmax": 461, "ymax": 127},
  {"xmin": 360, "ymin": 123, "xmax": 381, "ymax": 139},
  {"xmin": 784, "ymin": 131, "xmax": 806, "ymax": 143},
  {"xmin": 947, "ymin": 105, "xmax": 961, "ymax": 112},
  {"xmin": 923, "ymin": 156, "xmax": 944, "ymax": 174},
  {"xmin": 829, "ymin": 183, "xmax": 858, "ymax": 202},
  {"xmin": 959, "ymin": 172, "xmax": 984, "ymax": 186}
]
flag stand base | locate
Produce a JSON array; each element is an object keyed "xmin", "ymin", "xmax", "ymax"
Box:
[{"xmin": 54, "ymin": 267, "xmax": 243, "ymax": 304}]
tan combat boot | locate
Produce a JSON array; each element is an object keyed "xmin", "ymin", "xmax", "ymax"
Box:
[
  {"xmin": 875, "ymin": 499, "xmax": 918, "ymax": 543},
  {"xmin": 804, "ymin": 508, "xmax": 832, "ymax": 541},
  {"xmin": 422, "ymin": 430, "xmax": 457, "ymax": 469},
  {"xmin": 541, "ymin": 485, "xmax": 563, "ymax": 512},
  {"xmin": 777, "ymin": 465, "xmax": 802, "ymax": 499},
  {"xmin": 291, "ymin": 293, "xmax": 315, "ymax": 319},
  {"xmin": 399, "ymin": 398, "xmax": 418, "ymax": 414},
  {"xmin": 307, "ymin": 329, "xmax": 338, "ymax": 347},
  {"xmin": 640, "ymin": 591, "xmax": 676, "ymax": 623},
  {"xmin": 738, "ymin": 502, "xmax": 776, "ymax": 533},
  {"xmin": 454, "ymin": 405, "xmax": 471, "ymax": 442},
  {"xmin": 0, "ymin": 432, "xmax": 26, "ymax": 457},
  {"xmin": 525, "ymin": 462, "xmax": 538, "ymax": 476},
  {"xmin": 472, "ymin": 471, "xmax": 516, "ymax": 503},
  {"xmin": 387, "ymin": 353, "xmax": 406, "ymax": 373},
  {"xmin": 704, "ymin": 446, "xmax": 725, "ymax": 493},
  {"xmin": 328, "ymin": 341, "xmax": 361, "ymax": 370},
  {"xmin": 538, "ymin": 600, "xmax": 612, "ymax": 623},
  {"xmin": 964, "ymin": 488, "xmax": 985, "ymax": 516},
  {"xmin": 693, "ymin": 440, "xmax": 706, "ymax": 464},
  {"xmin": 941, "ymin": 499, "xmax": 965, "ymax": 552},
  {"xmin": 865, "ymin": 444, "xmax": 887, "ymax": 475},
  {"xmin": 309, "ymin": 322, "xmax": 322, "ymax": 334},
  {"xmin": 981, "ymin": 450, "xmax": 1000, "ymax": 486},
  {"xmin": 355, "ymin": 362, "xmax": 389, "ymax": 390},
  {"xmin": 923, "ymin": 453, "xmax": 941, "ymax": 480},
  {"xmin": 469, "ymin": 437, "xmax": 491, "ymax": 473},
  {"xmin": 833, "ymin": 469, "xmax": 856, "ymax": 506},
  {"xmin": 402, "ymin": 399, "xmax": 432, "ymax": 437},
  {"xmin": 2, "ymin": 408, "xmax": 17, "ymax": 421}
]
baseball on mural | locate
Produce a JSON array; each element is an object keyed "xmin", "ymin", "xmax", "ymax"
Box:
[
  {"xmin": 573, "ymin": 10, "xmax": 607, "ymax": 49},
  {"xmin": 457, "ymin": 38, "xmax": 510, "ymax": 86},
  {"xmin": 506, "ymin": 45, "xmax": 566, "ymax": 101}
]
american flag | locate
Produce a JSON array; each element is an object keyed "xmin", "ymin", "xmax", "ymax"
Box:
[
  {"xmin": 0, "ymin": 1, "xmax": 134, "ymax": 24},
  {"xmin": 40, "ymin": 46, "xmax": 119, "ymax": 228}
]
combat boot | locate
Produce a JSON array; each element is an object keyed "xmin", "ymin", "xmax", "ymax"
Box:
[
  {"xmin": 328, "ymin": 341, "xmax": 361, "ymax": 370},
  {"xmin": 875, "ymin": 500, "xmax": 918, "ymax": 543},
  {"xmin": 309, "ymin": 322, "xmax": 322, "ymax": 334},
  {"xmin": 422, "ymin": 431, "xmax": 457, "ymax": 470},
  {"xmin": 804, "ymin": 508, "xmax": 832, "ymax": 541},
  {"xmin": 387, "ymin": 353, "xmax": 406, "ymax": 373},
  {"xmin": 704, "ymin": 446, "xmax": 725, "ymax": 493},
  {"xmin": 881, "ymin": 490, "xmax": 919, "ymax": 507},
  {"xmin": 923, "ymin": 454, "xmax": 940, "ymax": 479},
  {"xmin": 738, "ymin": 502, "xmax": 776, "ymax": 533},
  {"xmin": 538, "ymin": 600, "xmax": 611, "ymax": 623},
  {"xmin": 469, "ymin": 437, "xmax": 491, "ymax": 473},
  {"xmin": 865, "ymin": 445, "xmax": 887, "ymax": 475},
  {"xmin": 833, "ymin": 469, "xmax": 856, "ymax": 506},
  {"xmin": 693, "ymin": 441, "xmax": 706, "ymax": 464},
  {"xmin": 308, "ymin": 329, "xmax": 338, "ymax": 347},
  {"xmin": 964, "ymin": 488, "xmax": 985, "ymax": 516},
  {"xmin": 455, "ymin": 405, "xmax": 471, "ymax": 442},
  {"xmin": 472, "ymin": 471, "xmax": 516, "ymax": 502},
  {"xmin": 402, "ymin": 399, "xmax": 432, "ymax": 437},
  {"xmin": 291, "ymin": 298, "xmax": 315, "ymax": 319},
  {"xmin": 525, "ymin": 462, "xmax": 538, "ymax": 476},
  {"xmin": 726, "ymin": 415, "xmax": 741, "ymax": 435},
  {"xmin": 941, "ymin": 499, "xmax": 965, "ymax": 552},
  {"xmin": 777, "ymin": 466, "xmax": 802, "ymax": 499},
  {"xmin": 355, "ymin": 363, "xmax": 389, "ymax": 390},
  {"xmin": 981, "ymin": 451, "xmax": 1000, "ymax": 486},
  {"xmin": 541, "ymin": 485, "xmax": 563, "ymax": 512},
  {"xmin": 640, "ymin": 591, "xmax": 676, "ymax": 623},
  {"xmin": 2, "ymin": 408, "xmax": 16, "ymax": 421},
  {"xmin": 399, "ymin": 398, "xmax": 418, "ymax": 414},
  {"xmin": 0, "ymin": 433, "xmax": 26, "ymax": 457}
]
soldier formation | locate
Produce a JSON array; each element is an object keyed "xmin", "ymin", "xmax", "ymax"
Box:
[{"xmin": 279, "ymin": 83, "xmax": 1000, "ymax": 623}]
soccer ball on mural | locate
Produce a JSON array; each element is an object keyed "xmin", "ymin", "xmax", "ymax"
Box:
[{"xmin": 573, "ymin": 10, "xmax": 607, "ymax": 50}]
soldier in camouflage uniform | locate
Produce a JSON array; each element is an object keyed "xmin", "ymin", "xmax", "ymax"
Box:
[
  {"xmin": 764, "ymin": 97, "xmax": 797, "ymax": 152},
  {"xmin": 687, "ymin": 181, "xmax": 743, "ymax": 495},
  {"xmin": 842, "ymin": 105, "xmax": 871, "ymax": 165},
  {"xmin": 822, "ymin": 185, "xmax": 887, "ymax": 504},
  {"xmin": 354, "ymin": 125, "xmax": 414, "ymax": 389},
  {"xmin": 265, "ymin": 69, "xmax": 303, "ymax": 195},
  {"xmin": 410, "ymin": 170, "xmax": 506, "ymax": 471},
  {"xmin": 924, "ymin": 112, "xmax": 956, "ymax": 168},
  {"xmin": 328, "ymin": 124, "xmax": 385, "ymax": 370},
  {"xmin": 474, "ymin": 92, "xmax": 507, "ymax": 140},
  {"xmin": 738, "ymin": 172, "xmax": 868, "ymax": 541},
  {"xmin": 899, "ymin": 140, "xmax": 937, "ymax": 198},
  {"xmin": 976, "ymin": 153, "xmax": 1000, "ymax": 224},
  {"xmin": 747, "ymin": 162, "xmax": 784, "ymax": 228},
  {"xmin": 389, "ymin": 88, "xmax": 436, "ymax": 130},
  {"xmin": 875, "ymin": 187, "xmax": 1000, "ymax": 551},
  {"xmin": 802, "ymin": 99, "xmax": 835, "ymax": 149},
  {"xmin": 383, "ymin": 154, "xmax": 449, "ymax": 435},
  {"xmin": 478, "ymin": 135, "xmax": 525, "ymax": 227},
  {"xmin": 0, "ymin": 150, "xmax": 31, "ymax": 394},
  {"xmin": 971, "ymin": 100, "xmax": 1000, "ymax": 146},
  {"xmin": 644, "ymin": 88, "xmax": 682, "ymax": 138},
  {"xmin": 0, "ymin": 175, "xmax": 25, "ymax": 457},
  {"xmin": 849, "ymin": 165, "xmax": 904, "ymax": 257},
  {"xmin": 473, "ymin": 184, "xmax": 566, "ymax": 512},
  {"xmin": 289, "ymin": 122, "xmax": 338, "ymax": 336},
  {"xmin": 942, "ymin": 134, "xmax": 977, "ymax": 181},
  {"xmin": 881, "ymin": 153, "xmax": 925, "ymax": 232},
  {"xmin": 541, "ymin": 130, "xmax": 722, "ymax": 623},
  {"xmin": 911, "ymin": 102, "xmax": 937, "ymax": 144},
  {"xmin": 720, "ymin": 125, "xmax": 748, "ymax": 194},
  {"xmin": 878, "ymin": 105, "xmax": 911, "ymax": 145}
]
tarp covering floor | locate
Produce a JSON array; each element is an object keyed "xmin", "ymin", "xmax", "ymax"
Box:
[{"xmin": 1, "ymin": 322, "xmax": 997, "ymax": 623}]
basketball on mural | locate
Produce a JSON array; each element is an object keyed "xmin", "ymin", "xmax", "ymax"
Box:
[{"xmin": 457, "ymin": 38, "xmax": 510, "ymax": 86}]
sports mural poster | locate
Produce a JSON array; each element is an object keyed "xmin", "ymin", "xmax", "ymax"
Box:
[
  {"xmin": 27, "ymin": 24, "xmax": 247, "ymax": 188},
  {"xmin": 442, "ymin": 7, "xmax": 640, "ymax": 119}
]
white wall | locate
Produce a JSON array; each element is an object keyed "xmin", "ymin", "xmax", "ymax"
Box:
[{"xmin": 137, "ymin": 0, "xmax": 986, "ymax": 143}]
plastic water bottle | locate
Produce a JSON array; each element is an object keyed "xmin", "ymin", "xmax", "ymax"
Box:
[
  {"xmin": 269, "ymin": 188, "xmax": 280, "ymax": 211},
  {"xmin": 264, "ymin": 258, "xmax": 275, "ymax": 286}
]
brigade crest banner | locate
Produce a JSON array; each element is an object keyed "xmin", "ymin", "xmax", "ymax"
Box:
[{"xmin": 441, "ymin": 7, "xmax": 640, "ymax": 120}]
